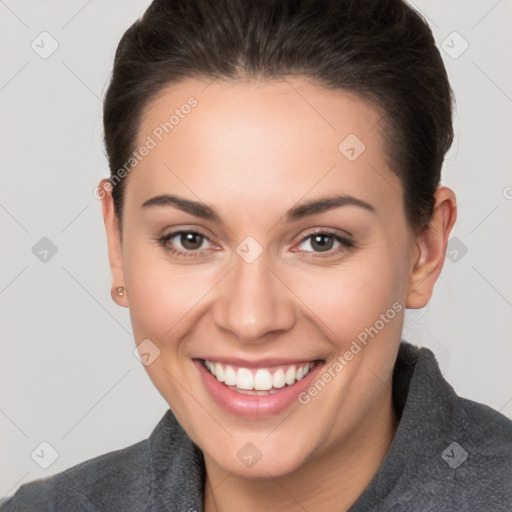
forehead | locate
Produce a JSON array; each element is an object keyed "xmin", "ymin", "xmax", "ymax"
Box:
[
  {"xmin": 126, "ymin": 77, "xmax": 400, "ymax": 218},
  {"xmin": 137, "ymin": 76, "xmax": 384, "ymax": 152}
]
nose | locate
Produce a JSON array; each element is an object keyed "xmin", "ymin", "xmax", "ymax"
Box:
[{"xmin": 211, "ymin": 250, "xmax": 296, "ymax": 343}]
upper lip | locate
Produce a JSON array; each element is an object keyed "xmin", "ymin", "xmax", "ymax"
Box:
[{"xmin": 195, "ymin": 356, "xmax": 323, "ymax": 368}]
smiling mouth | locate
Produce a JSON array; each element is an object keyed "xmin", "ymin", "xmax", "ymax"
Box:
[{"xmin": 199, "ymin": 358, "xmax": 322, "ymax": 395}]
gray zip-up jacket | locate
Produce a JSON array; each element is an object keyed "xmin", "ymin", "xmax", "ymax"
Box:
[{"xmin": 2, "ymin": 341, "xmax": 512, "ymax": 511}]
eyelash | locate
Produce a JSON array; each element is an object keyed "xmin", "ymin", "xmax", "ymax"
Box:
[{"xmin": 156, "ymin": 229, "xmax": 355, "ymax": 259}]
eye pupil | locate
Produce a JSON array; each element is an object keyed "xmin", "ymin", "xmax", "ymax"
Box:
[
  {"xmin": 311, "ymin": 234, "xmax": 333, "ymax": 252},
  {"xmin": 181, "ymin": 232, "xmax": 203, "ymax": 250}
]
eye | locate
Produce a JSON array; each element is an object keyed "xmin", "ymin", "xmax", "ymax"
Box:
[
  {"xmin": 294, "ymin": 230, "xmax": 355, "ymax": 257},
  {"xmin": 157, "ymin": 229, "xmax": 355, "ymax": 259},
  {"xmin": 157, "ymin": 230, "xmax": 213, "ymax": 258}
]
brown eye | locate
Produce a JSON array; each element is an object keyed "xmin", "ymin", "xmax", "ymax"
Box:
[
  {"xmin": 295, "ymin": 230, "xmax": 355, "ymax": 257},
  {"xmin": 308, "ymin": 234, "xmax": 335, "ymax": 252},
  {"xmin": 157, "ymin": 230, "xmax": 211, "ymax": 258},
  {"xmin": 178, "ymin": 232, "xmax": 204, "ymax": 251}
]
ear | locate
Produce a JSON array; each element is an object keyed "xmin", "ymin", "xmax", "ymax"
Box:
[
  {"xmin": 98, "ymin": 178, "xmax": 128, "ymax": 308},
  {"xmin": 406, "ymin": 186, "xmax": 457, "ymax": 309}
]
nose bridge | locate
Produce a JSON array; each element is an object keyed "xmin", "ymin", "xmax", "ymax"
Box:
[{"xmin": 212, "ymin": 246, "xmax": 295, "ymax": 342}]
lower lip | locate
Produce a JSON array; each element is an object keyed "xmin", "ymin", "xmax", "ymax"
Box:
[{"xmin": 193, "ymin": 358, "xmax": 324, "ymax": 419}]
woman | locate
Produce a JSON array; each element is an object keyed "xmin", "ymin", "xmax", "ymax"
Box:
[{"xmin": 2, "ymin": 0, "xmax": 511, "ymax": 510}]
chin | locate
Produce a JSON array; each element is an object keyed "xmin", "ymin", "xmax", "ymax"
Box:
[{"xmin": 203, "ymin": 434, "xmax": 313, "ymax": 479}]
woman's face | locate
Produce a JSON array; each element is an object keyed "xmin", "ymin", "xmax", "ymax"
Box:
[{"xmin": 101, "ymin": 77, "xmax": 435, "ymax": 478}]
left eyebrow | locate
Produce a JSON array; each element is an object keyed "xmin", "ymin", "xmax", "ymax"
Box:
[
  {"xmin": 284, "ymin": 194, "xmax": 376, "ymax": 222},
  {"xmin": 141, "ymin": 193, "xmax": 376, "ymax": 222}
]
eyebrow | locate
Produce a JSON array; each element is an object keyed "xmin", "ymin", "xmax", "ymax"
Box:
[{"xmin": 141, "ymin": 193, "xmax": 376, "ymax": 222}]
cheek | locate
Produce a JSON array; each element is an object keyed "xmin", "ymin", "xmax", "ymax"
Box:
[
  {"xmin": 292, "ymin": 243, "xmax": 406, "ymax": 345},
  {"xmin": 123, "ymin": 241, "xmax": 213, "ymax": 341},
  {"xmin": 122, "ymin": 245, "xmax": 211, "ymax": 412}
]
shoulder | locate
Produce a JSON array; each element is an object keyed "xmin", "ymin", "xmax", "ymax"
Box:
[
  {"xmin": 388, "ymin": 344, "xmax": 512, "ymax": 511},
  {"xmin": 0, "ymin": 438, "xmax": 151, "ymax": 512},
  {"xmin": 446, "ymin": 395, "xmax": 512, "ymax": 510},
  {"xmin": 458, "ymin": 395, "xmax": 512, "ymax": 469}
]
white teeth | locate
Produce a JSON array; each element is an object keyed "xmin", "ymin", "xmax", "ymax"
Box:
[
  {"xmin": 224, "ymin": 365, "xmax": 237, "ymax": 385},
  {"xmin": 214, "ymin": 362, "xmax": 224, "ymax": 383},
  {"xmin": 236, "ymin": 368, "xmax": 254, "ymax": 390},
  {"xmin": 203, "ymin": 359, "xmax": 315, "ymax": 392},
  {"xmin": 254, "ymin": 369, "xmax": 273, "ymax": 391},
  {"xmin": 285, "ymin": 366, "xmax": 296, "ymax": 385},
  {"xmin": 272, "ymin": 368, "xmax": 286, "ymax": 388}
]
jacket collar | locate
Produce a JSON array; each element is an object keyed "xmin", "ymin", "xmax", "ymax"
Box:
[
  {"xmin": 148, "ymin": 408, "xmax": 206, "ymax": 511},
  {"xmin": 349, "ymin": 341, "xmax": 466, "ymax": 510}
]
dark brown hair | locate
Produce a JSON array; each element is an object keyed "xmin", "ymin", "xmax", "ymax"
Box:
[{"xmin": 103, "ymin": 0, "xmax": 454, "ymax": 233}]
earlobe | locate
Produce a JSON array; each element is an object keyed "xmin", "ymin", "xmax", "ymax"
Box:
[
  {"xmin": 110, "ymin": 285, "xmax": 127, "ymax": 305},
  {"xmin": 98, "ymin": 178, "xmax": 128, "ymax": 308},
  {"xmin": 406, "ymin": 186, "xmax": 457, "ymax": 309}
]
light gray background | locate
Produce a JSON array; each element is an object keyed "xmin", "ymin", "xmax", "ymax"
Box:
[{"xmin": 1, "ymin": 0, "xmax": 511, "ymax": 499}]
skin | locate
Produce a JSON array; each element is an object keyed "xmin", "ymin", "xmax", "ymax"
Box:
[{"xmin": 99, "ymin": 76, "xmax": 456, "ymax": 512}]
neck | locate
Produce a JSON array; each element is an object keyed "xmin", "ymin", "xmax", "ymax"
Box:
[{"xmin": 203, "ymin": 383, "xmax": 398, "ymax": 512}]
